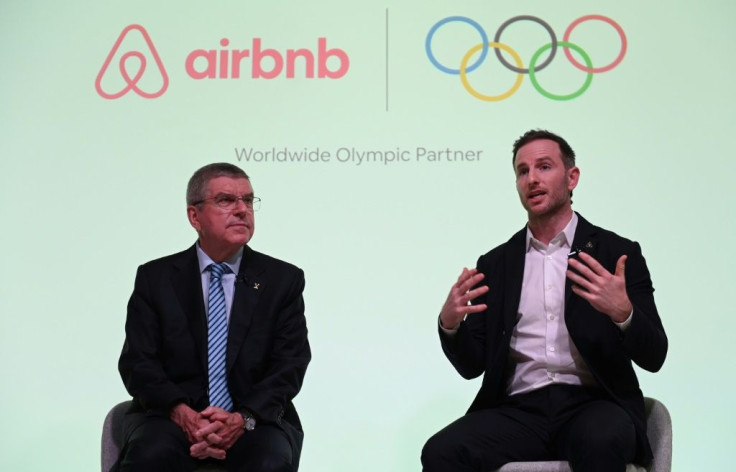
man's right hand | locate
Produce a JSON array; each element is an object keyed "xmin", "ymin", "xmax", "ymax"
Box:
[{"xmin": 439, "ymin": 268, "xmax": 489, "ymax": 330}]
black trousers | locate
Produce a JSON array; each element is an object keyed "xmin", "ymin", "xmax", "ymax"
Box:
[
  {"xmin": 116, "ymin": 411, "xmax": 294, "ymax": 472},
  {"xmin": 421, "ymin": 384, "xmax": 636, "ymax": 472}
]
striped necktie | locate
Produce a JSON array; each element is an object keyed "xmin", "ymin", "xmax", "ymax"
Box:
[{"xmin": 207, "ymin": 263, "xmax": 233, "ymax": 411}]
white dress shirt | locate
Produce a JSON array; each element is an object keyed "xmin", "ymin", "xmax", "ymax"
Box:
[{"xmin": 506, "ymin": 213, "xmax": 596, "ymax": 395}]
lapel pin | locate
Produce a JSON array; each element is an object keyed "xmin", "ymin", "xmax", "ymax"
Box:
[
  {"xmin": 585, "ymin": 241, "xmax": 593, "ymax": 249},
  {"xmin": 253, "ymin": 283, "xmax": 260, "ymax": 291}
]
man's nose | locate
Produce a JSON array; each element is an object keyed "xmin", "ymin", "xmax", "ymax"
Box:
[{"xmin": 232, "ymin": 198, "xmax": 250, "ymax": 214}]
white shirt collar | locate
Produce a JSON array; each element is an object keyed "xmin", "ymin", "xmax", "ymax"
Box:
[
  {"xmin": 525, "ymin": 212, "xmax": 578, "ymax": 251},
  {"xmin": 196, "ymin": 244, "xmax": 244, "ymax": 275}
]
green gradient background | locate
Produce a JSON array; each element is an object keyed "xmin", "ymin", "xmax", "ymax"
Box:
[{"xmin": 1, "ymin": 1, "xmax": 733, "ymax": 470}]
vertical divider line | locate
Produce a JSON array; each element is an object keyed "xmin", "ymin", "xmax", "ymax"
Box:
[{"xmin": 385, "ymin": 7, "xmax": 389, "ymax": 112}]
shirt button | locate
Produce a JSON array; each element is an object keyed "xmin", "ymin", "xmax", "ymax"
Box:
[
  {"xmin": 546, "ymin": 255, "xmax": 552, "ymax": 260},
  {"xmin": 548, "ymin": 314, "xmax": 555, "ymax": 320},
  {"xmin": 548, "ymin": 346, "xmax": 556, "ymax": 352},
  {"xmin": 546, "ymin": 284, "xmax": 553, "ymax": 290}
]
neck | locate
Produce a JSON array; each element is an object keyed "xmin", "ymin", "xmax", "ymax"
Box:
[{"xmin": 527, "ymin": 207, "xmax": 573, "ymax": 245}]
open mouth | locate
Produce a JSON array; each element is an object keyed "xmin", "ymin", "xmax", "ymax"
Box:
[{"xmin": 528, "ymin": 191, "xmax": 545, "ymax": 203}]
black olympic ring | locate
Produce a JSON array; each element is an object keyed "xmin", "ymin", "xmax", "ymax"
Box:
[{"xmin": 493, "ymin": 15, "xmax": 557, "ymax": 74}]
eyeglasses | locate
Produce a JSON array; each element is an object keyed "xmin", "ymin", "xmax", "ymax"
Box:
[{"xmin": 192, "ymin": 193, "xmax": 261, "ymax": 211}]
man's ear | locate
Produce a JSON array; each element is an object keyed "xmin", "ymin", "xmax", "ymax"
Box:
[
  {"xmin": 568, "ymin": 166, "xmax": 580, "ymax": 192},
  {"xmin": 187, "ymin": 205, "xmax": 201, "ymax": 232}
]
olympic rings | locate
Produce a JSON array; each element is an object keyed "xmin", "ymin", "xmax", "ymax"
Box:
[{"xmin": 425, "ymin": 14, "xmax": 626, "ymax": 101}]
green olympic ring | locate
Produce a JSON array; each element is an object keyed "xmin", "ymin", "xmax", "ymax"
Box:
[{"xmin": 528, "ymin": 41, "xmax": 593, "ymax": 101}]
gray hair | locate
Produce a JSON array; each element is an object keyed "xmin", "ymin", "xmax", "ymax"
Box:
[{"xmin": 186, "ymin": 163, "xmax": 249, "ymax": 205}]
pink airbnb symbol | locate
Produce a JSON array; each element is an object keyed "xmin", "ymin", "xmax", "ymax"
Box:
[{"xmin": 95, "ymin": 24, "xmax": 169, "ymax": 99}]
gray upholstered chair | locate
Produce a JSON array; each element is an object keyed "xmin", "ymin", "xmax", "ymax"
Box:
[
  {"xmin": 495, "ymin": 397, "xmax": 672, "ymax": 472},
  {"xmin": 101, "ymin": 400, "xmax": 225, "ymax": 472}
]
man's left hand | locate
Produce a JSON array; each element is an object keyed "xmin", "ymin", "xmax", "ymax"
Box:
[
  {"xmin": 566, "ymin": 253, "xmax": 632, "ymax": 323},
  {"xmin": 195, "ymin": 406, "xmax": 245, "ymax": 451}
]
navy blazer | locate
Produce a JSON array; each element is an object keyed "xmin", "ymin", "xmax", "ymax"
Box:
[
  {"xmin": 119, "ymin": 244, "xmax": 311, "ymax": 462},
  {"xmin": 440, "ymin": 214, "xmax": 667, "ymax": 465}
]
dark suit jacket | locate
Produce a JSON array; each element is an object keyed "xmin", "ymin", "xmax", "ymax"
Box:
[
  {"xmin": 119, "ymin": 244, "xmax": 311, "ymax": 464},
  {"xmin": 440, "ymin": 214, "xmax": 667, "ymax": 465}
]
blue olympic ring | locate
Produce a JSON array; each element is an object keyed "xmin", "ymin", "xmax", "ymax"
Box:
[{"xmin": 425, "ymin": 16, "xmax": 488, "ymax": 75}]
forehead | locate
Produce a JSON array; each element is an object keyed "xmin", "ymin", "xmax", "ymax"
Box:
[
  {"xmin": 206, "ymin": 176, "xmax": 252, "ymax": 195},
  {"xmin": 514, "ymin": 139, "xmax": 563, "ymax": 167}
]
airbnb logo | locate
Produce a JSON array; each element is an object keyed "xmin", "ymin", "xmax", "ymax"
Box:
[
  {"xmin": 185, "ymin": 38, "xmax": 349, "ymax": 79},
  {"xmin": 95, "ymin": 24, "xmax": 169, "ymax": 99},
  {"xmin": 96, "ymin": 24, "xmax": 350, "ymax": 99}
]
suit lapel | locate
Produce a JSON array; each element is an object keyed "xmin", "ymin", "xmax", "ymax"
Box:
[
  {"xmin": 227, "ymin": 245, "xmax": 265, "ymax": 372},
  {"xmin": 172, "ymin": 245, "xmax": 208, "ymax": 373},
  {"xmin": 504, "ymin": 227, "xmax": 527, "ymax": 331},
  {"xmin": 566, "ymin": 213, "xmax": 599, "ymax": 321}
]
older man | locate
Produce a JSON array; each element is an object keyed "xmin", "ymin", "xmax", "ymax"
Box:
[
  {"xmin": 422, "ymin": 130, "xmax": 667, "ymax": 472},
  {"xmin": 117, "ymin": 163, "xmax": 310, "ymax": 472}
]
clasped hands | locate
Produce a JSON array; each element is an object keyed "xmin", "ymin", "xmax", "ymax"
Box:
[
  {"xmin": 170, "ymin": 404, "xmax": 245, "ymax": 460},
  {"xmin": 440, "ymin": 253, "xmax": 632, "ymax": 329}
]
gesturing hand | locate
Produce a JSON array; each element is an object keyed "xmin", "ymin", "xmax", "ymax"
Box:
[
  {"xmin": 440, "ymin": 268, "xmax": 489, "ymax": 330},
  {"xmin": 566, "ymin": 253, "xmax": 632, "ymax": 323}
]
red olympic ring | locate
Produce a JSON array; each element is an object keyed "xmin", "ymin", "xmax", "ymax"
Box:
[{"xmin": 563, "ymin": 15, "xmax": 627, "ymax": 73}]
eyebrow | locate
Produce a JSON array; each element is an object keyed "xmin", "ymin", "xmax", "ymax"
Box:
[
  {"xmin": 515, "ymin": 156, "xmax": 556, "ymax": 171},
  {"xmin": 522, "ymin": 156, "xmax": 554, "ymax": 166},
  {"xmin": 215, "ymin": 191, "xmax": 254, "ymax": 197}
]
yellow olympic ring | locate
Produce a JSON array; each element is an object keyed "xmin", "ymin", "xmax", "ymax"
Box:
[{"xmin": 459, "ymin": 42, "xmax": 523, "ymax": 102}]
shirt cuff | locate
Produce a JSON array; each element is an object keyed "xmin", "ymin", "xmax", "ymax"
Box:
[
  {"xmin": 614, "ymin": 310, "xmax": 634, "ymax": 332},
  {"xmin": 439, "ymin": 315, "xmax": 459, "ymax": 336}
]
